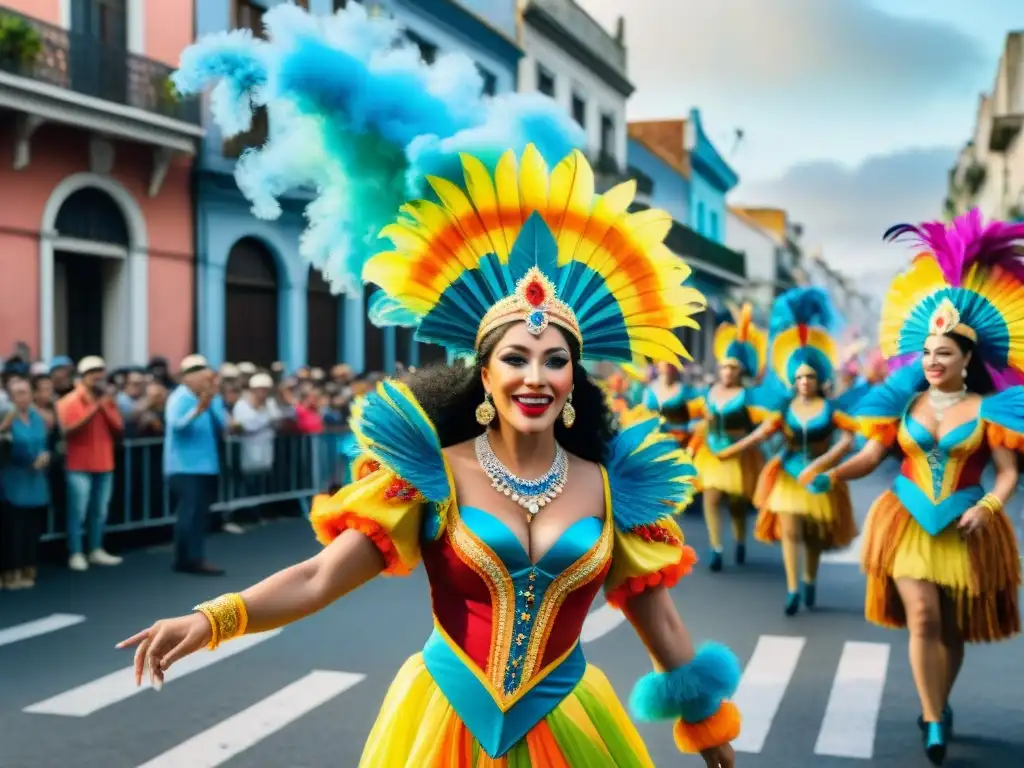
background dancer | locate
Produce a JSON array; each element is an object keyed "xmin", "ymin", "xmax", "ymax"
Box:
[
  {"xmin": 751, "ymin": 287, "xmax": 863, "ymax": 615},
  {"xmin": 816, "ymin": 210, "xmax": 1024, "ymax": 764},
  {"xmin": 685, "ymin": 303, "xmax": 772, "ymax": 571}
]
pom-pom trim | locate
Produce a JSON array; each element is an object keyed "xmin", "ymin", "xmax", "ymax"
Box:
[
  {"xmin": 605, "ymin": 545, "xmax": 698, "ymax": 609},
  {"xmin": 673, "ymin": 701, "xmax": 742, "ymax": 754}
]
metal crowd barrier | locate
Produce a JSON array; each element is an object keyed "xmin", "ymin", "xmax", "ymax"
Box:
[{"xmin": 40, "ymin": 431, "xmax": 349, "ymax": 542}]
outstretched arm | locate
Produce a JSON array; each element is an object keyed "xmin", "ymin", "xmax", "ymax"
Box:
[
  {"xmin": 625, "ymin": 587, "xmax": 739, "ymax": 768},
  {"xmin": 829, "ymin": 438, "xmax": 888, "ymax": 482}
]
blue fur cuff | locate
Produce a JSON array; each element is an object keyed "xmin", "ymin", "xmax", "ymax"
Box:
[{"xmin": 628, "ymin": 642, "xmax": 742, "ymax": 723}]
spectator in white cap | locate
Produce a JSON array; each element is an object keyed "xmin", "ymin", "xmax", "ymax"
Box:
[
  {"xmin": 55, "ymin": 355, "xmax": 123, "ymax": 570},
  {"xmin": 230, "ymin": 372, "xmax": 284, "ymax": 528},
  {"xmin": 163, "ymin": 354, "xmax": 227, "ymax": 576}
]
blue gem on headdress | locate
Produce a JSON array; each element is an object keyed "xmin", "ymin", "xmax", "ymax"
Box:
[{"xmin": 526, "ymin": 310, "xmax": 547, "ymax": 335}]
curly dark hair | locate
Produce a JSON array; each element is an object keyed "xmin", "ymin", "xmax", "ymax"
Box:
[
  {"xmin": 404, "ymin": 323, "xmax": 616, "ymax": 463},
  {"xmin": 947, "ymin": 332, "xmax": 996, "ymax": 395}
]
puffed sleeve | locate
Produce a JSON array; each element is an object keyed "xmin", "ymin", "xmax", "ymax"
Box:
[
  {"xmin": 601, "ymin": 420, "xmax": 699, "ymax": 608},
  {"xmin": 980, "ymin": 387, "xmax": 1024, "ymax": 452},
  {"xmin": 851, "ymin": 364, "xmax": 922, "ymax": 448},
  {"xmin": 684, "ymin": 391, "xmax": 706, "ymax": 420},
  {"xmin": 745, "ymin": 377, "xmax": 790, "ymax": 432},
  {"xmin": 830, "ymin": 381, "xmax": 872, "ymax": 433},
  {"xmin": 308, "ymin": 380, "xmax": 450, "ymax": 576}
]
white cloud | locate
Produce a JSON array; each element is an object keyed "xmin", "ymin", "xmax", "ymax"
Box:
[{"xmin": 736, "ymin": 146, "xmax": 959, "ymax": 278}]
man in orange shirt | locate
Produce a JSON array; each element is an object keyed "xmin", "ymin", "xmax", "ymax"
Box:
[{"xmin": 56, "ymin": 356, "xmax": 124, "ymax": 571}]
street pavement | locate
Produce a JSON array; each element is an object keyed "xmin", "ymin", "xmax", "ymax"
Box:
[{"xmin": 2, "ymin": 458, "xmax": 1023, "ymax": 768}]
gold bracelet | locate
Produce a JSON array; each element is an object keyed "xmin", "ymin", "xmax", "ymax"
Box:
[
  {"xmin": 977, "ymin": 493, "xmax": 1003, "ymax": 516},
  {"xmin": 193, "ymin": 593, "xmax": 249, "ymax": 650}
]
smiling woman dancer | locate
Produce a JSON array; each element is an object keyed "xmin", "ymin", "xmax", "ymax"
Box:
[
  {"xmin": 685, "ymin": 303, "xmax": 772, "ymax": 571},
  {"xmin": 811, "ymin": 211, "xmax": 1024, "ymax": 765},
  {"xmin": 117, "ymin": 145, "xmax": 742, "ymax": 767},
  {"xmin": 751, "ymin": 287, "xmax": 862, "ymax": 616}
]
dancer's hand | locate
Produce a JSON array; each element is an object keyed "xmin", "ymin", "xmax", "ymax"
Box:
[
  {"xmin": 715, "ymin": 446, "xmax": 735, "ymax": 461},
  {"xmin": 796, "ymin": 467, "xmax": 817, "ymax": 486},
  {"xmin": 700, "ymin": 743, "xmax": 735, "ymax": 767},
  {"xmin": 115, "ymin": 613, "xmax": 212, "ymax": 688},
  {"xmin": 957, "ymin": 506, "xmax": 988, "ymax": 536}
]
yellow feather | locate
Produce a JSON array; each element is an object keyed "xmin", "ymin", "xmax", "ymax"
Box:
[
  {"xmin": 459, "ymin": 152, "xmax": 508, "ymax": 260},
  {"xmin": 548, "ymin": 150, "xmax": 595, "ymax": 265},
  {"xmin": 518, "ymin": 144, "xmax": 549, "ymax": 217},
  {"xmin": 494, "ymin": 150, "xmax": 523, "ymax": 258}
]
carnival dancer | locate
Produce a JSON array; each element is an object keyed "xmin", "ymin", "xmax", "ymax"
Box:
[
  {"xmin": 640, "ymin": 362, "xmax": 696, "ymax": 444},
  {"xmin": 751, "ymin": 287, "xmax": 862, "ymax": 615},
  {"xmin": 811, "ymin": 210, "xmax": 1024, "ymax": 764},
  {"xmin": 114, "ymin": 11, "xmax": 742, "ymax": 764},
  {"xmin": 686, "ymin": 303, "xmax": 772, "ymax": 571}
]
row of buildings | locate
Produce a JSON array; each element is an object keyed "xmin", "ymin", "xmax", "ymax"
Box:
[
  {"xmin": 946, "ymin": 31, "xmax": 1023, "ymax": 224},
  {"xmin": 0, "ymin": 0, "xmax": 810, "ymax": 374}
]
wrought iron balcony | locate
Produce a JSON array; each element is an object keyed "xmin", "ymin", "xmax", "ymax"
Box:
[{"xmin": 0, "ymin": 6, "xmax": 199, "ymax": 125}]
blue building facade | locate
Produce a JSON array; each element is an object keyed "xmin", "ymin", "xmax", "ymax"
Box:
[
  {"xmin": 626, "ymin": 113, "xmax": 746, "ymax": 366},
  {"xmin": 194, "ymin": 0, "xmax": 521, "ymax": 373}
]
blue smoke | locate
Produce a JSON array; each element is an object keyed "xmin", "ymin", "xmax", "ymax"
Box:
[{"xmin": 172, "ymin": 3, "xmax": 587, "ymax": 296}]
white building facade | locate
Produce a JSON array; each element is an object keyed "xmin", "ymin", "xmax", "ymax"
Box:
[
  {"xmin": 725, "ymin": 208, "xmax": 780, "ymax": 319},
  {"xmin": 516, "ymin": 0, "xmax": 633, "ymax": 185}
]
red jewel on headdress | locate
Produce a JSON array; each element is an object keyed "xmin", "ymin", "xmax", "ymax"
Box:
[
  {"xmin": 524, "ymin": 280, "xmax": 546, "ymax": 307},
  {"xmin": 935, "ymin": 318, "xmax": 945, "ymax": 328}
]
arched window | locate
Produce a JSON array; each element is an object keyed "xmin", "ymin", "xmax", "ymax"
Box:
[
  {"xmin": 225, "ymin": 237, "xmax": 279, "ymax": 366},
  {"xmin": 52, "ymin": 186, "xmax": 129, "ymax": 361},
  {"xmin": 307, "ymin": 266, "xmax": 340, "ymax": 369}
]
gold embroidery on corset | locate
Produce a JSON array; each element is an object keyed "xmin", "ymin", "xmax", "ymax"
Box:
[
  {"xmin": 519, "ymin": 512, "xmax": 614, "ymax": 684},
  {"xmin": 447, "ymin": 504, "xmax": 516, "ymax": 690}
]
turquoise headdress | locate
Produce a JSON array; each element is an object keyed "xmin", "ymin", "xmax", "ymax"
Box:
[
  {"xmin": 768, "ymin": 286, "xmax": 842, "ymax": 388},
  {"xmin": 171, "ymin": 4, "xmax": 708, "ymax": 364},
  {"xmin": 712, "ymin": 303, "xmax": 767, "ymax": 375}
]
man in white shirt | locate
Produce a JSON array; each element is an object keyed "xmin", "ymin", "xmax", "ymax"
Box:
[{"xmin": 230, "ymin": 373, "xmax": 283, "ymax": 527}]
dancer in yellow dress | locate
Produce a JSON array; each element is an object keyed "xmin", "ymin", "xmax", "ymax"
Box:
[
  {"xmin": 813, "ymin": 210, "xmax": 1024, "ymax": 765},
  {"xmin": 685, "ymin": 303, "xmax": 772, "ymax": 571},
  {"xmin": 114, "ymin": 10, "xmax": 743, "ymax": 761},
  {"xmin": 751, "ymin": 287, "xmax": 863, "ymax": 615}
]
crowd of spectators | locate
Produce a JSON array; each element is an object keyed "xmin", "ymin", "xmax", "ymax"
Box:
[{"xmin": 0, "ymin": 345, "xmax": 391, "ymax": 590}]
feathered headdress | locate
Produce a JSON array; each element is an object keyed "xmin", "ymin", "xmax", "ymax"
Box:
[
  {"xmin": 713, "ymin": 302, "xmax": 767, "ymax": 376},
  {"xmin": 366, "ymin": 146, "xmax": 706, "ymax": 363},
  {"xmin": 768, "ymin": 286, "xmax": 841, "ymax": 388},
  {"xmin": 170, "ymin": 3, "xmax": 587, "ymax": 295},
  {"xmin": 172, "ymin": 4, "xmax": 705, "ymax": 365},
  {"xmin": 881, "ymin": 209, "xmax": 1024, "ymax": 388}
]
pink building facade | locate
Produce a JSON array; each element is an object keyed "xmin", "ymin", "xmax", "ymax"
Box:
[{"xmin": 0, "ymin": 0, "xmax": 200, "ymax": 368}]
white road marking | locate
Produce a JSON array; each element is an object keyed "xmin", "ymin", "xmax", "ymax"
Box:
[
  {"xmin": 0, "ymin": 614, "xmax": 86, "ymax": 648},
  {"xmin": 731, "ymin": 635, "xmax": 806, "ymax": 753},
  {"xmin": 581, "ymin": 602, "xmax": 626, "ymax": 642},
  {"xmin": 134, "ymin": 670, "xmax": 364, "ymax": 768},
  {"xmin": 23, "ymin": 630, "xmax": 283, "ymax": 717},
  {"xmin": 814, "ymin": 641, "xmax": 890, "ymax": 759},
  {"xmin": 821, "ymin": 532, "xmax": 862, "ymax": 564}
]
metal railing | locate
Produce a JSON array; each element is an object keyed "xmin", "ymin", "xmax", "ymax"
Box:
[
  {"xmin": 0, "ymin": 6, "xmax": 200, "ymax": 124},
  {"xmin": 40, "ymin": 432, "xmax": 348, "ymax": 542}
]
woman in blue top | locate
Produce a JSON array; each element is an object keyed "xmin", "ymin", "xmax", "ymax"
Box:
[
  {"xmin": 0, "ymin": 376, "xmax": 52, "ymax": 589},
  {"xmin": 685, "ymin": 303, "xmax": 773, "ymax": 571},
  {"xmin": 751, "ymin": 287, "xmax": 864, "ymax": 615}
]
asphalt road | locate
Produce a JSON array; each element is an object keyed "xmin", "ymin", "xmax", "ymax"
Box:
[{"xmin": 2, "ymin": 459, "xmax": 1022, "ymax": 768}]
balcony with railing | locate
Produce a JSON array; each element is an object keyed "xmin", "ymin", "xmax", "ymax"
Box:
[{"xmin": 0, "ymin": 5, "xmax": 202, "ymax": 185}]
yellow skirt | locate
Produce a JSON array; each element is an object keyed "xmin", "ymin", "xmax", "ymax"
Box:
[
  {"xmin": 359, "ymin": 654, "xmax": 655, "ymax": 767},
  {"xmin": 752, "ymin": 457, "xmax": 858, "ymax": 550},
  {"xmin": 860, "ymin": 490, "xmax": 1022, "ymax": 643},
  {"xmin": 692, "ymin": 446, "xmax": 763, "ymax": 499}
]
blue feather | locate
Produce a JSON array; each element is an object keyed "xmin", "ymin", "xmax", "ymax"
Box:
[
  {"xmin": 172, "ymin": 3, "xmax": 585, "ymax": 297},
  {"xmin": 604, "ymin": 420, "xmax": 698, "ymax": 532},
  {"xmin": 831, "ymin": 381, "xmax": 872, "ymax": 414},
  {"xmin": 629, "ymin": 642, "xmax": 742, "ymax": 722},
  {"xmin": 769, "ymin": 286, "xmax": 843, "ymax": 337},
  {"xmin": 851, "ymin": 364, "xmax": 925, "ymax": 420},
  {"xmin": 352, "ymin": 380, "xmax": 450, "ymax": 503}
]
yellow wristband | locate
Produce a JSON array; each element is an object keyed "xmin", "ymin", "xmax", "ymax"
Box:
[
  {"xmin": 978, "ymin": 493, "xmax": 1003, "ymax": 516},
  {"xmin": 193, "ymin": 593, "xmax": 249, "ymax": 650}
]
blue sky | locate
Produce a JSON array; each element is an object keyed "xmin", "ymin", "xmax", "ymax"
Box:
[{"xmin": 576, "ymin": 0, "xmax": 1020, "ymax": 280}]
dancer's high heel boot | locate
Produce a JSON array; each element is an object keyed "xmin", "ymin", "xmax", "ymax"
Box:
[
  {"xmin": 922, "ymin": 721, "xmax": 947, "ymax": 765},
  {"xmin": 784, "ymin": 591, "xmax": 800, "ymax": 616}
]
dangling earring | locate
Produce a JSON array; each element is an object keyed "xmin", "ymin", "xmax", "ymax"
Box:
[
  {"xmin": 962, "ymin": 367, "xmax": 968, "ymax": 379},
  {"xmin": 476, "ymin": 392, "xmax": 496, "ymax": 425},
  {"xmin": 561, "ymin": 391, "xmax": 576, "ymax": 428}
]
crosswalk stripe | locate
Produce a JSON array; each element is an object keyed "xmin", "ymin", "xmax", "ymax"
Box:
[
  {"xmin": 23, "ymin": 629, "xmax": 283, "ymax": 717},
  {"xmin": 821, "ymin": 532, "xmax": 862, "ymax": 564},
  {"xmin": 814, "ymin": 641, "xmax": 890, "ymax": 759},
  {"xmin": 134, "ymin": 670, "xmax": 365, "ymax": 768},
  {"xmin": 581, "ymin": 602, "xmax": 624, "ymax": 642},
  {"xmin": 731, "ymin": 635, "xmax": 806, "ymax": 753},
  {"xmin": 0, "ymin": 614, "xmax": 86, "ymax": 648}
]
